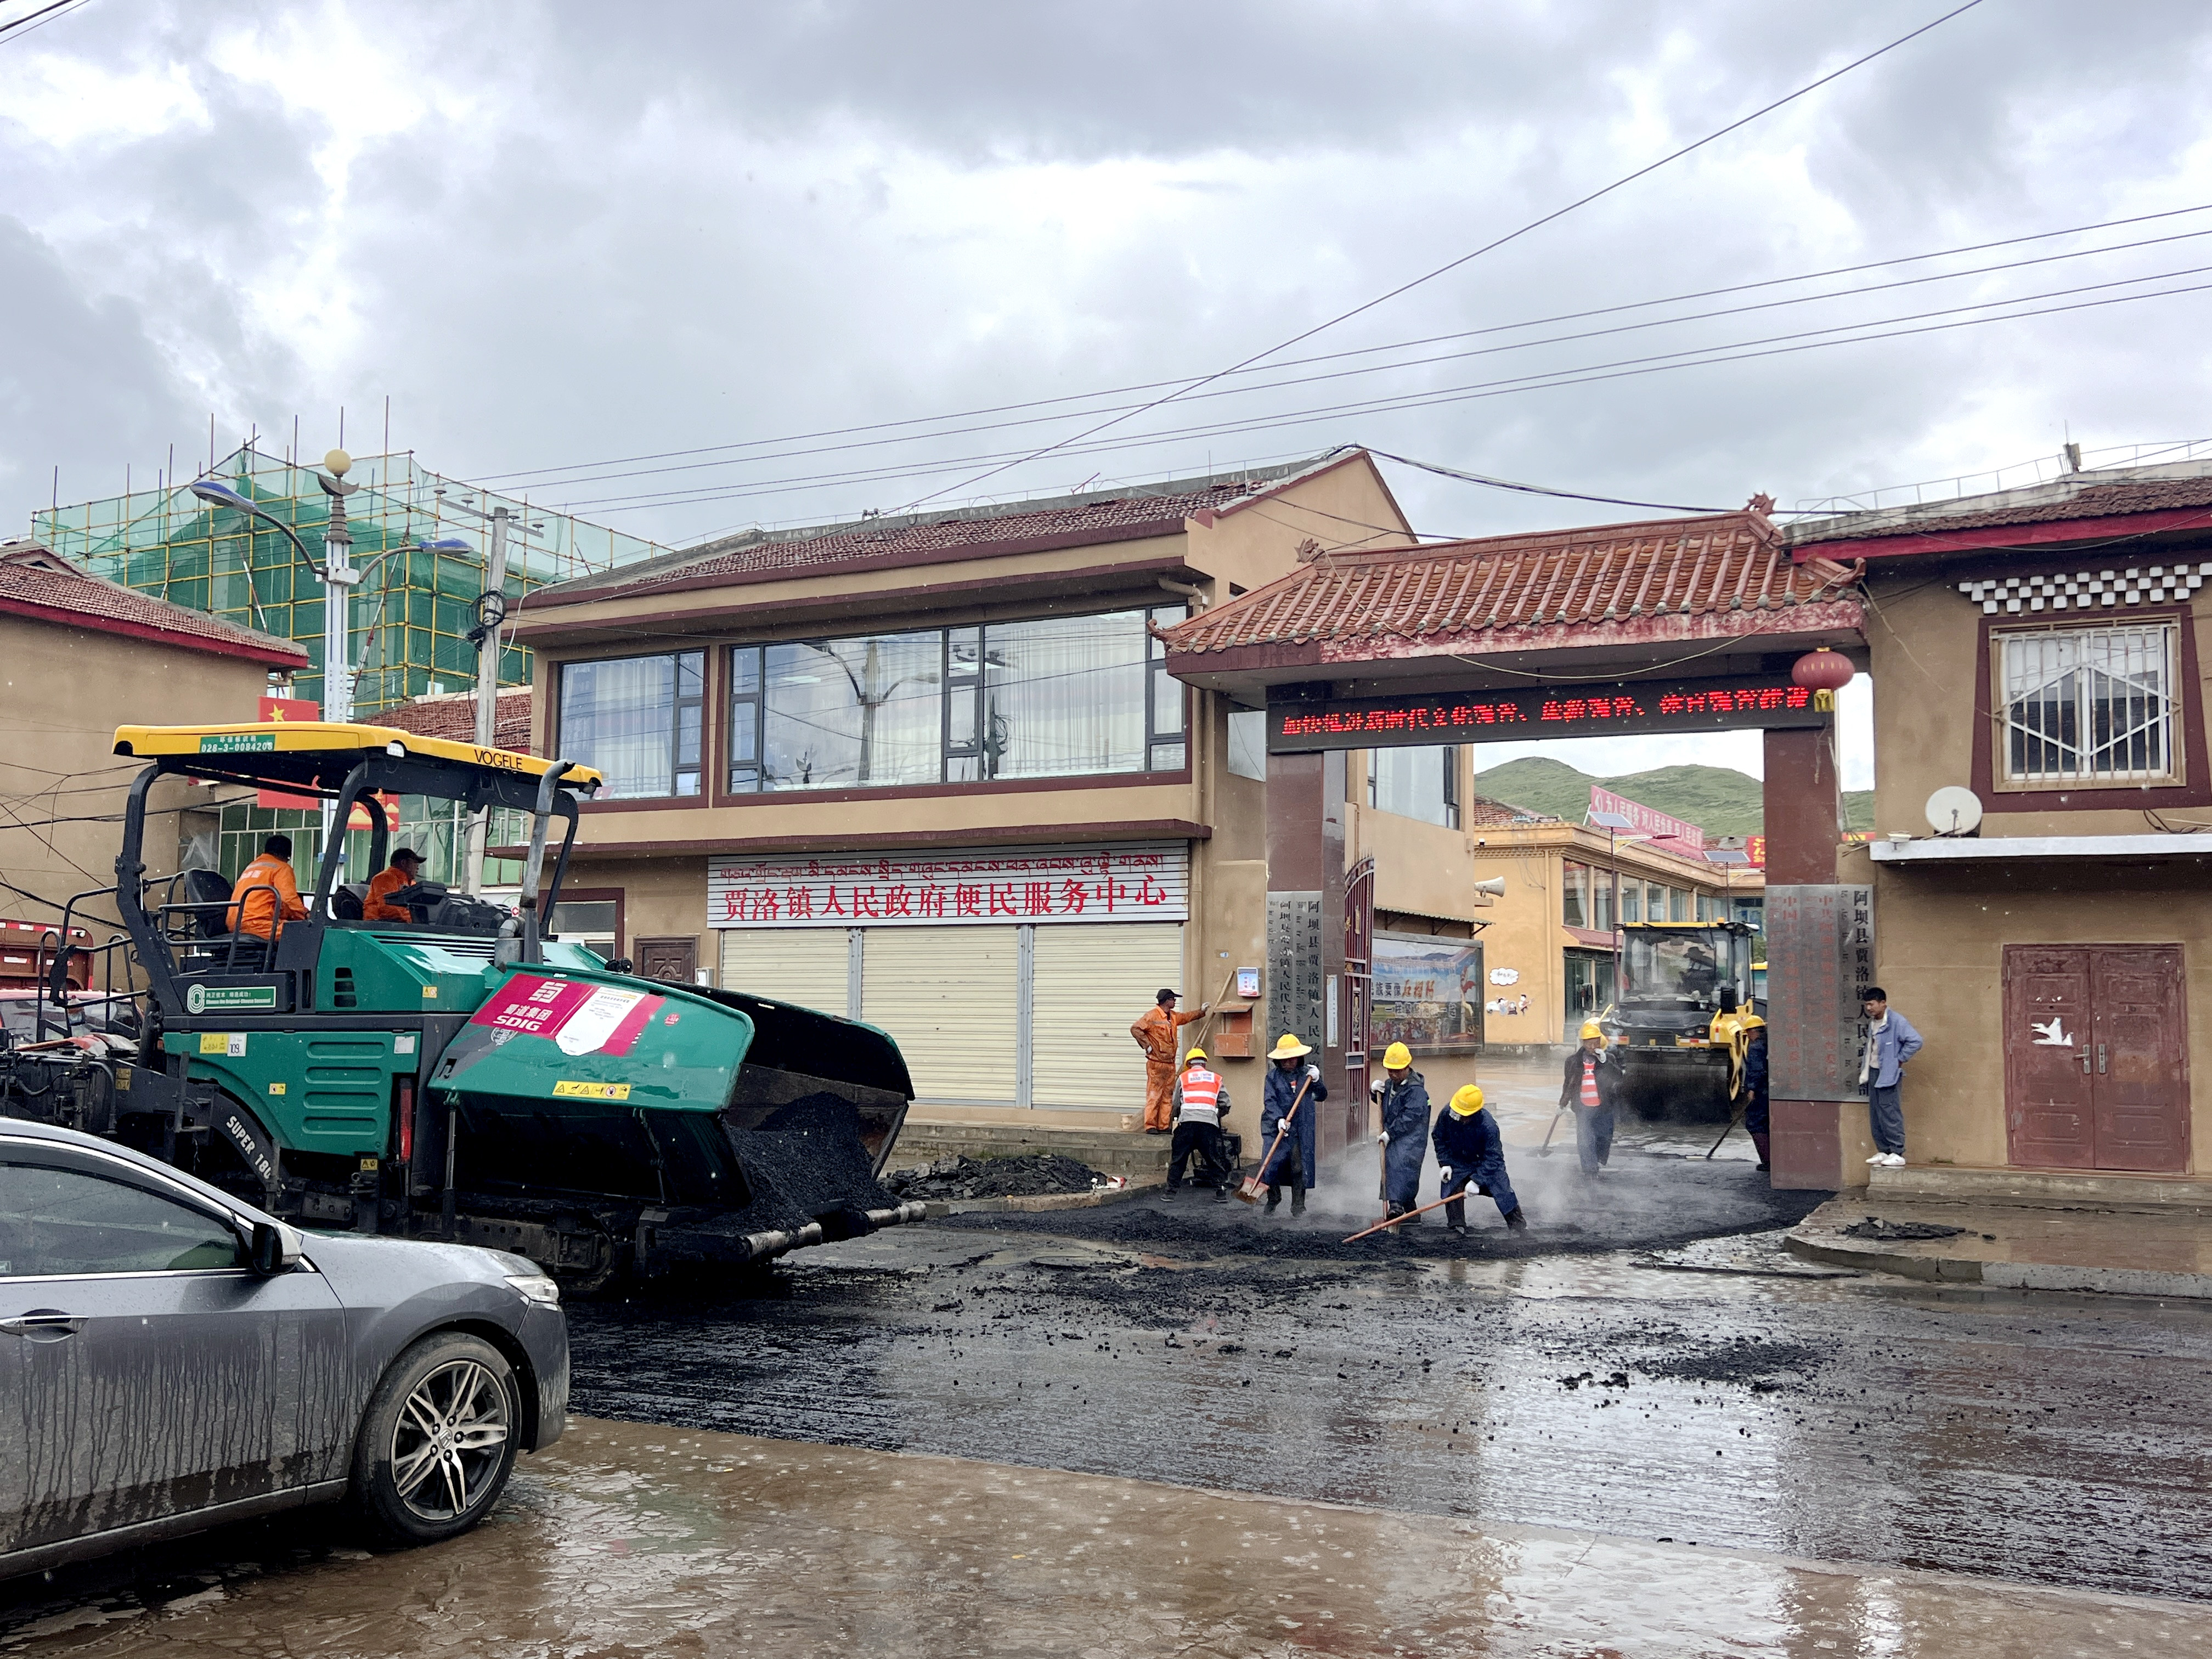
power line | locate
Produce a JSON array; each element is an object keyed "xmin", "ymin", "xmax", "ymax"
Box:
[
  {"xmin": 551, "ymin": 273, "xmax": 2212, "ymax": 522},
  {"xmin": 535, "ymin": 237, "xmax": 2212, "ymax": 517},
  {"xmin": 888, "ymin": 0, "xmax": 1990, "ymax": 514},
  {"xmin": 0, "ymin": 0, "xmax": 88, "ymax": 44},
  {"xmin": 484, "ymin": 203, "xmax": 2212, "ymax": 500}
]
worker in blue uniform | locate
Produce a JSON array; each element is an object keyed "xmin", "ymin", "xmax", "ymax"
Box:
[
  {"xmin": 1258, "ymin": 1032, "xmax": 1324, "ymax": 1216},
  {"xmin": 1431, "ymin": 1084, "xmax": 1529, "ymax": 1236},
  {"xmin": 1372, "ymin": 1040, "xmax": 1431, "ymax": 1223}
]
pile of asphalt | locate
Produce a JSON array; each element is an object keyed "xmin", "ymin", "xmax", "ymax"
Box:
[
  {"xmin": 723, "ymin": 1093, "xmax": 901, "ymax": 1229},
  {"xmin": 1839, "ymin": 1216, "xmax": 1966, "ymax": 1242},
  {"xmin": 889, "ymin": 1153, "xmax": 1105, "ymax": 1202}
]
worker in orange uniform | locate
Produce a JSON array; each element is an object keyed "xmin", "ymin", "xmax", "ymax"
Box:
[
  {"xmin": 1129, "ymin": 986, "xmax": 1206, "ymax": 1134},
  {"xmin": 363, "ymin": 846, "xmax": 426, "ymax": 922},
  {"xmin": 226, "ymin": 833, "xmax": 308, "ymax": 940}
]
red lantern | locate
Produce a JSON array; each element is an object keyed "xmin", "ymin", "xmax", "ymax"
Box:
[{"xmin": 1791, "ymin": 647, "xmax": 1854, "ymax": 692}]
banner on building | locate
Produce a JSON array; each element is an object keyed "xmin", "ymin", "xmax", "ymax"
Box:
[
  {"xmin": 707, "ymin": 842, "xmax": 1189, "ymax": 928},
  {"xmin": 1764, "ymin": 884, "xmax": 1875, "ymax": 1101},
  {"xmin": 1588, "ymin": 786, "xmax": 1705, "ymax": 851}
]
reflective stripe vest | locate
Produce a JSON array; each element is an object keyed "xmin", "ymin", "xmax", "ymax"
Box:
[{"xmin": 1177, "ymin": 1066, "xmax": 1223, "ymax": 1125}]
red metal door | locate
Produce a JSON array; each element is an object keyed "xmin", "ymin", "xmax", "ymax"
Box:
[
  {"xmin": 2002, "ymin": 946, "xmax": 2096, "ymax": 1169},
  {"xmin": 2087, "ymin": 946, "xmax": 2190, "ymax": 1173}
]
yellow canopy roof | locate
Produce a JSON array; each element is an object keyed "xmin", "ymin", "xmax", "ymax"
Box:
[{"xmin": 114, "ymin": 721, "xmax": 604, "ymax": 792}]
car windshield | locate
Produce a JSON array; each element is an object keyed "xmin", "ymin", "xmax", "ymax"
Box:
[{"xmin": 1620, "ymin": 929, "xmax": 1742, "ymax": 1007}]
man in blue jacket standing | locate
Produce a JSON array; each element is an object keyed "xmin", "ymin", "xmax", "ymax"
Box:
[
  {"xmin": 1859, "ymin": 986, "xmax": 1923, "ymax": 1168},
  {"xmin": 1372, "ymin": 1041, "xmax": 1430, "ymax": 1224}
]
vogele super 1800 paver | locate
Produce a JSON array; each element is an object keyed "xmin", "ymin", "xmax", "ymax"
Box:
[{"xmin": 0, "ymin": 721, "xmax": 924, "ymax": 1288}]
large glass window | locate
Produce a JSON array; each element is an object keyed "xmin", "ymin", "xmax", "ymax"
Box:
[
  {"xmin": 1367, "ymin": 746, "xmax": 1461, "ymax": 827},
  {"xmin": 558, "ymin": 650, "xmax": 703, "ymax": 799},
  {"xmin": 726, "ymin": 605, "xmax": 1186, "ymax": 793},
  {"xmin": 1371, "ymin": 935, "xmax": 1483, "ymax": 1053},
  {"xmin": 1562, "ymin": 861, "xmax": 1592, "ymax": 928},
  {"xmin": 1998, "ymin": 623, "xmax": 2178, "ymax": 787},
  {"xmin": 1620, "ymin": 882, "xmax": 1641, "ymax": 924}
]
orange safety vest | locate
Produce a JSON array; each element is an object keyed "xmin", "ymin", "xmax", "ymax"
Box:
[{"xmin": 1177, "ymin": 1065, "xmax": 1224, "ymax": 1125}]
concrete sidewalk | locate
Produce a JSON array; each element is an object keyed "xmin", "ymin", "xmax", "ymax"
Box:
[{"xmin": 1788, "ymin": 1193, "xmax": 2212, "ymax": 1299}]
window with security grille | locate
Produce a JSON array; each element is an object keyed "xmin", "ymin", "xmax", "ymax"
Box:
[{"xmin": 1997, "ymin": 623, "xmax": 2179, "ymax": 787}]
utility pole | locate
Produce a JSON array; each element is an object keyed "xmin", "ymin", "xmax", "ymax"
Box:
[{"xmin": 463, "ymin": 506, "xmax": 511, "ymax": 894}]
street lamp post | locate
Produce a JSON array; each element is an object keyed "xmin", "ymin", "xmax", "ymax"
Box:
[{"xmin": 190, "ymin": 451, "xmax": 359, "ymax": 861}]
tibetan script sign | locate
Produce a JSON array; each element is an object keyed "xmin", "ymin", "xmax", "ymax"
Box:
[
  {"xmin": 1268, "ymin": 673, "xmax": 1833, "ymax": 753},
  {"xmin": 1764, "ymin": 884, "xmax": 1875, "ymax": 1101},
  {"xmin": 707, "ymin": 841, "xmax": 1188, "ymax": 928}
]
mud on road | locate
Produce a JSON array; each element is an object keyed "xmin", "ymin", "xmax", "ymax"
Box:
[{"xmin": 570, "ymin": 1150, "xmax": 2212, "ymax": 1604}]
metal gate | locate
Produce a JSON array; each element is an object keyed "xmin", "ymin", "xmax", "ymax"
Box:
[{"xmin": 1344, "ymin": 856, "xmax": 1374, "ymax": 1147}]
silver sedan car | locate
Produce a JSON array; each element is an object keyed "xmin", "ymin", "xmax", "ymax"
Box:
[{"xmin": 1, "ymin": 1119, "xmax": 566, "ymax": 1579}]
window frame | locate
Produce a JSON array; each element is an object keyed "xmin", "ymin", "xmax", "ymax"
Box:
[
  {"xmin": 1988, "ymin": 618, "xmax": 2183, "ymax": 793},
  {"xmin": 723, "ymin": 605, "xmax": 1190, "ymax": 798},
  {"xmin": 556, "ymin": 647, "xmax": 706, "ymax": 802},
  {"xmin": 1970, "ymin": 602, "xmax": 2210, "ymax": 811}
]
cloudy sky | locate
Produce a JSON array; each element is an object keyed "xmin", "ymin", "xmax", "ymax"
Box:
[{"xmin": 8, "ymin": 0, "xmax": 2212, "ymax": 788}]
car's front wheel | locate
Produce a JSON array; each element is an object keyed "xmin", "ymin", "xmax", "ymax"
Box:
[{"xmin": 351, "ymin": 1331, "xmax": 520, "ymax": 1547}]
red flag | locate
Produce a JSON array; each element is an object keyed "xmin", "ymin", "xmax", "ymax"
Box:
[{"xmin": 256, "ymin": 695, "xmax": 321, "ymax": 809}]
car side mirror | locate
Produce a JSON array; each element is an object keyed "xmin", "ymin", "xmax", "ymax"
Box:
[{"xmin": 250, "ymin": 1219, "xmax": 303, "ymax": 1275}]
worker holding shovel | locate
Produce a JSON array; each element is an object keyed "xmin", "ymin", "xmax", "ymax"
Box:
[
  {"xmin": 1558, "ymin": 1020, "xmax": 1621, "ymax": 1177},
  {"xmin": 1372, "ymin": 1041, "xmax": 1431, "ymax": 1225},
  {"xmin": 1431, "ymin": 1085, "xmax": 1528, "ymax": 1237},
  {"xmin": 1257, "ymin": 1033, "xmax": 1325, "ymax": 1216}
]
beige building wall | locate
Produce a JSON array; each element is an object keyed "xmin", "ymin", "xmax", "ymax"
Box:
[
  {"xmin": 519, "ymin": 455, "xmax": 1421, "ymax": 1121},
  {"xmin": 1861, "ymin": 569, "xmax": 2209, "ymax": 1173},
  {"xmin": 0, "ymin": 614, "xmax": 277, "ymax": 965}
]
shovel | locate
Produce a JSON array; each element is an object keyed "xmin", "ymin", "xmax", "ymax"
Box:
[
  {"xmin": 1234, "ymin": 1075, "xmax": 1313, "ymax": 1204},
  {"xmin": 1537, "ymin": 1105, "xmax": 1568, "ymax": 1157}
]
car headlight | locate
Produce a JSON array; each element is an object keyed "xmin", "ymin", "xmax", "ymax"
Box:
[{"xmin": 506, "ymin": 1272, "xmax": 561, "ymax": 1306}]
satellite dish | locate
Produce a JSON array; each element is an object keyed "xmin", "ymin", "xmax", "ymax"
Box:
[{"xmin": 1925, "ymin": 785, "xmax": 1984, "ymax": 836}]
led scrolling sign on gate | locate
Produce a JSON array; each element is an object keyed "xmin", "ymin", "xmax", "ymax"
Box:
[{"xmin": 1268, "ymin": 673, "xmax": 1833, "ymax": 752}]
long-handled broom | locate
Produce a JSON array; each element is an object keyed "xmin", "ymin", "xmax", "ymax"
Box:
[
  {"xmin": 1233, "ymin": 1075, "xmax": 1313, "ymax": 1204},
  {"xmin": 1343, "ymin": 1186, "xmax": 1475, "ymax": 1243}
]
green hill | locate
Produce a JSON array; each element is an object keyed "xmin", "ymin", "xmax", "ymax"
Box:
[{"xmin": 1472, "ymin": 755, "xmax": 1873, "ymax": 839}]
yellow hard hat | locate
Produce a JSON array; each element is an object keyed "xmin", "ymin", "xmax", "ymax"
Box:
[
  {"xmin": 1449, "ymin": 1084, "xmax": 1485, "ymax": 1115},
  {"xmin": 1737, "ymin": 1014, "xmax": 1766, "ymax": 1032},
  {"xmin": 1579, "ymin": 1021, "xmax": 1605, "ymax": 1042},
  {"xmin": 1381, "ymin": 1041, "xmax": 1413, "ymax": 1070},
  {"xmin": 1269, "ymin": 1033, "xmax": 1313, "ymax": 1059},
  {"xmin": 1183, "ymin": 1046, "xmax": 1207, "ymax": 1062}
]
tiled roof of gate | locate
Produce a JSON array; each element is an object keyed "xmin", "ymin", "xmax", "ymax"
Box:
[
  {"xmin": 0, "ymin": 541, "xmax": 308, "ymax": 663},
  {"xmin": 1159, "ymin": 509, "xmax": 1861, "ymax": 654}
]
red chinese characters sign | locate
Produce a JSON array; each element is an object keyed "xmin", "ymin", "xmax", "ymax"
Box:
[
  {"xmin": 470, "ymin": 973, "xmax": 663, "ymax": 1056},
  {"xmin": 1268, "ymin": 674, "xmax": 1830, "ymax": 753},
  {"xmin": 707, "ymin": 842, "xmax": 1189, "ymax": 929},
  {"xmin": 1589, "ymin": 786, "xmax": 1705, "ymax": 852}
]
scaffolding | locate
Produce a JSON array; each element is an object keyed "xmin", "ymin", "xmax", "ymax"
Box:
[{"xmin": 32, "ymin": 443, "xmax": 667, "ymax": 716}]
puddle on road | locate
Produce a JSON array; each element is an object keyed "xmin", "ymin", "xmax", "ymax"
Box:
[{"xmin": 4, "ymin": 1418, "xmax": 2202, "ymax": 1658}]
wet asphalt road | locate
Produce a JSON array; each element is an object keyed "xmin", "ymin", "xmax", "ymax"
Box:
[{"xmin": 569, "ymin": 1149, "xmax": 2212, "ymax": 1607}]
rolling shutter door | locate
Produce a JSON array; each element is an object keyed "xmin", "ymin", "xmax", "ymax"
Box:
[
  {"xmin": 719, "ymin": 928, "xmax": 851, "ymax": 1015},
  {"xmin": 861, "ymin": 927, "xmax": 1019, "ymax": 1105},
  {"xmin": 1030, "ymin": 923, "xmax": 1184, "ymax": 1110}
]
